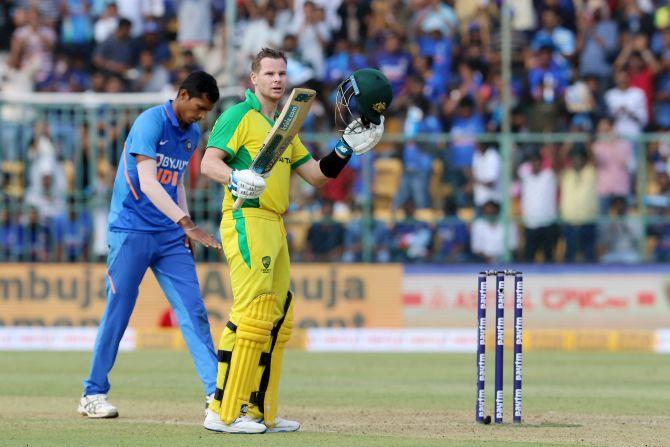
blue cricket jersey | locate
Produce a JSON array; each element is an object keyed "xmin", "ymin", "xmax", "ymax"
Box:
[{"xmin": 109, "ymin": 100, "xmax": 200, "ymax": 232}]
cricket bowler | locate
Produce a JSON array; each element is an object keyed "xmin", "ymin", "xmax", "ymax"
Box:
[
  {"xmin": 200, "ymin": 48, "xmax": 392, "ymax": 433},
  {"xmin": 79, "ymin": 71, "xmax": 222, "ymax": 418}
]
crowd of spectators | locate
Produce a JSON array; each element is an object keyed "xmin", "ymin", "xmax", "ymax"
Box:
[{"xmin": 3, "ymin": 0, "xmax": 670, "ymax": 263}]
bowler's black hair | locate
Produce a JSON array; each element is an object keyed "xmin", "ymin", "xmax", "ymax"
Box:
[{"xmin": 178, "ymin": 71, "xmax": 220, "ymax": 103}]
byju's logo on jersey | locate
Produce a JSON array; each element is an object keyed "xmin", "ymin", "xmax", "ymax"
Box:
[
  {"xmin": 261, "ymin": 256, "xmax": 271, "ymax": 273},
  {"xmin": 155, "ymin": 154, "xmax": 188, "ymax": 186},
  {"xmin": 156, "ymin": 154, "xmax": 188, "ymax": 170}
]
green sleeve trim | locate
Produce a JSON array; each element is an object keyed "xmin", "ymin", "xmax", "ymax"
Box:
[
  {"xmin": 291, "ymin": 153, "xmax": 312, "ymax": 170},
  {"xmin": 221, "ymin": 146, "xmax": 236, "ymax": 159},
  {"xmin": 206, "ymin": 102, "xmax": 250, "ymax": 154},
  {"xmin": 232, "ymin": 209, "xmax": 252, "ymax": 268},
  {"xmin": 227, "ymin": 145, "xmax": 252, "ymax": 170}
]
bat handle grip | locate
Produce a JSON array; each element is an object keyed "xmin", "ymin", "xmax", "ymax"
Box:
[{"xmin": 232, "ymin": 196, "xmax": 244, "ymax": 211}]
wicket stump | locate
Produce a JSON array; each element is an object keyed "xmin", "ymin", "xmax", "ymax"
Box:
[{"xmin": 475, "ymin": 270, "xmax": 523, "ymax": 424}]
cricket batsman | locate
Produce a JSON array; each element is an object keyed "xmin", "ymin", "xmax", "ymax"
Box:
[
  {"xmin": 199, "ymin": 48, "xmax": 392, "ymax": 433},
  {"xmin": 79, "ymin": 71, "xmax": 222, "ymax": 418}
]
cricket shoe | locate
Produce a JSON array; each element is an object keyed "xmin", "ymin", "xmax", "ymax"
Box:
[
  {"xmin": 78, "ymin": 394, "xmax": 118, "ymax": 418},
  {"xmin": 256, "ymin": 416, "xmax": 301, "ymax": 433},
  {"xmin": 203, "ymin": 409, "xmax": 267, "ymax": 434}
]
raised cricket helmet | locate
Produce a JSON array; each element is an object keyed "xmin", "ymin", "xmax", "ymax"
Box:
[{"xmin": 335, "ymin": 68, "xmax": 393, "ymax": 133}]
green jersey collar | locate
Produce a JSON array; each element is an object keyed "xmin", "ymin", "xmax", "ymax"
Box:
[{"xmin": 244, "ymin": 89, "xmax": 280, "ymax": 121}]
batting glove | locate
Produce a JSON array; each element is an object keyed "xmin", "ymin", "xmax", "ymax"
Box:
[{"xmin": 228, "ymin": 169, "xmax": 266, "ymax": 200}]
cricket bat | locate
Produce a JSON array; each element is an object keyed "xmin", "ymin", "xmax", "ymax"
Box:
[{"xmin": 233, "ymin": 88, "xmax": 316, "ymax": 210}]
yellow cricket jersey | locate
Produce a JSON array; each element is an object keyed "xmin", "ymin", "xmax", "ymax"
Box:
[{"xmin": 206, "ymin": 89, "xmax": 312, "ymax": 215}]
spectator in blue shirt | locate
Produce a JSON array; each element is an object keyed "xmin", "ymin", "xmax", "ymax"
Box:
[
  {"xmin": 91, "ymin": 0, "xmax": 116, "ymax": 18},
  {"xmin": 324, "ymin": 38, "xmax": 368, "ymax": 87},
  {"xmin": 651, "ymin": 28, "xmax": 670, "ymax": 62},
  {"xmin": 433, "ymin": 197, "xmax": 469, "ymax": 263},
  {"xmin": 0, "ymin": 207, "xmax": 23, "ymax": 261},
  {"xmin": 535, "ymin": 0, "xmax": 576, "ymax": 32},
  {"xmin": 60, "ymin": 0, "xmax": 94, "ymax": 56},
  {"xmin": 391, "ymin": 200, "xmax": 433, "ymax": 263},
  {"xmin": 374, "ymin": 32, "xmax": 412, "ymax": 97},
  {"xmin": 413, "ymin": 22, "xmax": 452, "ymax": 100},
  {"xmin": 412, "ymin": 55, "xmax": 447, "ymax": 101},
  {"xmin": 417, "ymin": 23, "xmax": 452, "ymax": 79},
  {"xmin": 56, "ymin": 204, "xmax": 93, "ymax": 262},
  {"xmin": 412, "ymin": 0, "xmax": 458, "ymax": 38},
  {"xmin": 395, "ymin": 97, "xmax": 442, "ymax": 209},
  {"xmin": 450, "ymin": 96, "xmax": 484, "ymax": 167},
  {"xmin": 24, "ymin": 206, "xmax": 51, "ymax": 262},
  {"xmin": 446, "ymin": 96, "xmax": 484, "ymax": 206},
  {"xmin": 528, "ymin": 42, "xmax": 568, "ymax": 131},
  {"xmin": 529, "ymin": 43, "xmax": 568, "ymax": 104},
  {"xmin": 445, "ymin": 60, "xmax": 484, "ymax": 107},
  {"xmin": 532, "ymin": 9, "xmax": 575, "ymax": 60},
  {"xmin": 578, "ymin": 3, "xmax": 618, "ymax": 83},
  {"xmin": 39, "ymin": 53, "xmax": 90, "ymax": 92}
]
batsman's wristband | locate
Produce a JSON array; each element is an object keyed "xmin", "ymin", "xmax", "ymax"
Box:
[
  {"xmin": 334, "ymin": 138, "xmax": 353, "ymax": 158},
  {"xmin": 320, "ymin": 143, "xmax": 351, "ymax": 178}
]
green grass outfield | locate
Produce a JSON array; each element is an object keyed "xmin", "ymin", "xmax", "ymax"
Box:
[{"xmin": 1, "ymin": 351, "xmax": 669, "ymax": 447}]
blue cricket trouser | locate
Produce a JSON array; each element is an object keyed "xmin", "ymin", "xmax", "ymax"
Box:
[{"xmin": 83, "ymin": 230, "xmax": 217, "ymax": 396}]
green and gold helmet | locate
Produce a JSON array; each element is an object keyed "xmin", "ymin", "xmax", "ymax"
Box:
[{"xmin": 335, "ymin": 68, "xmax": 393, "ymax": 133}]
